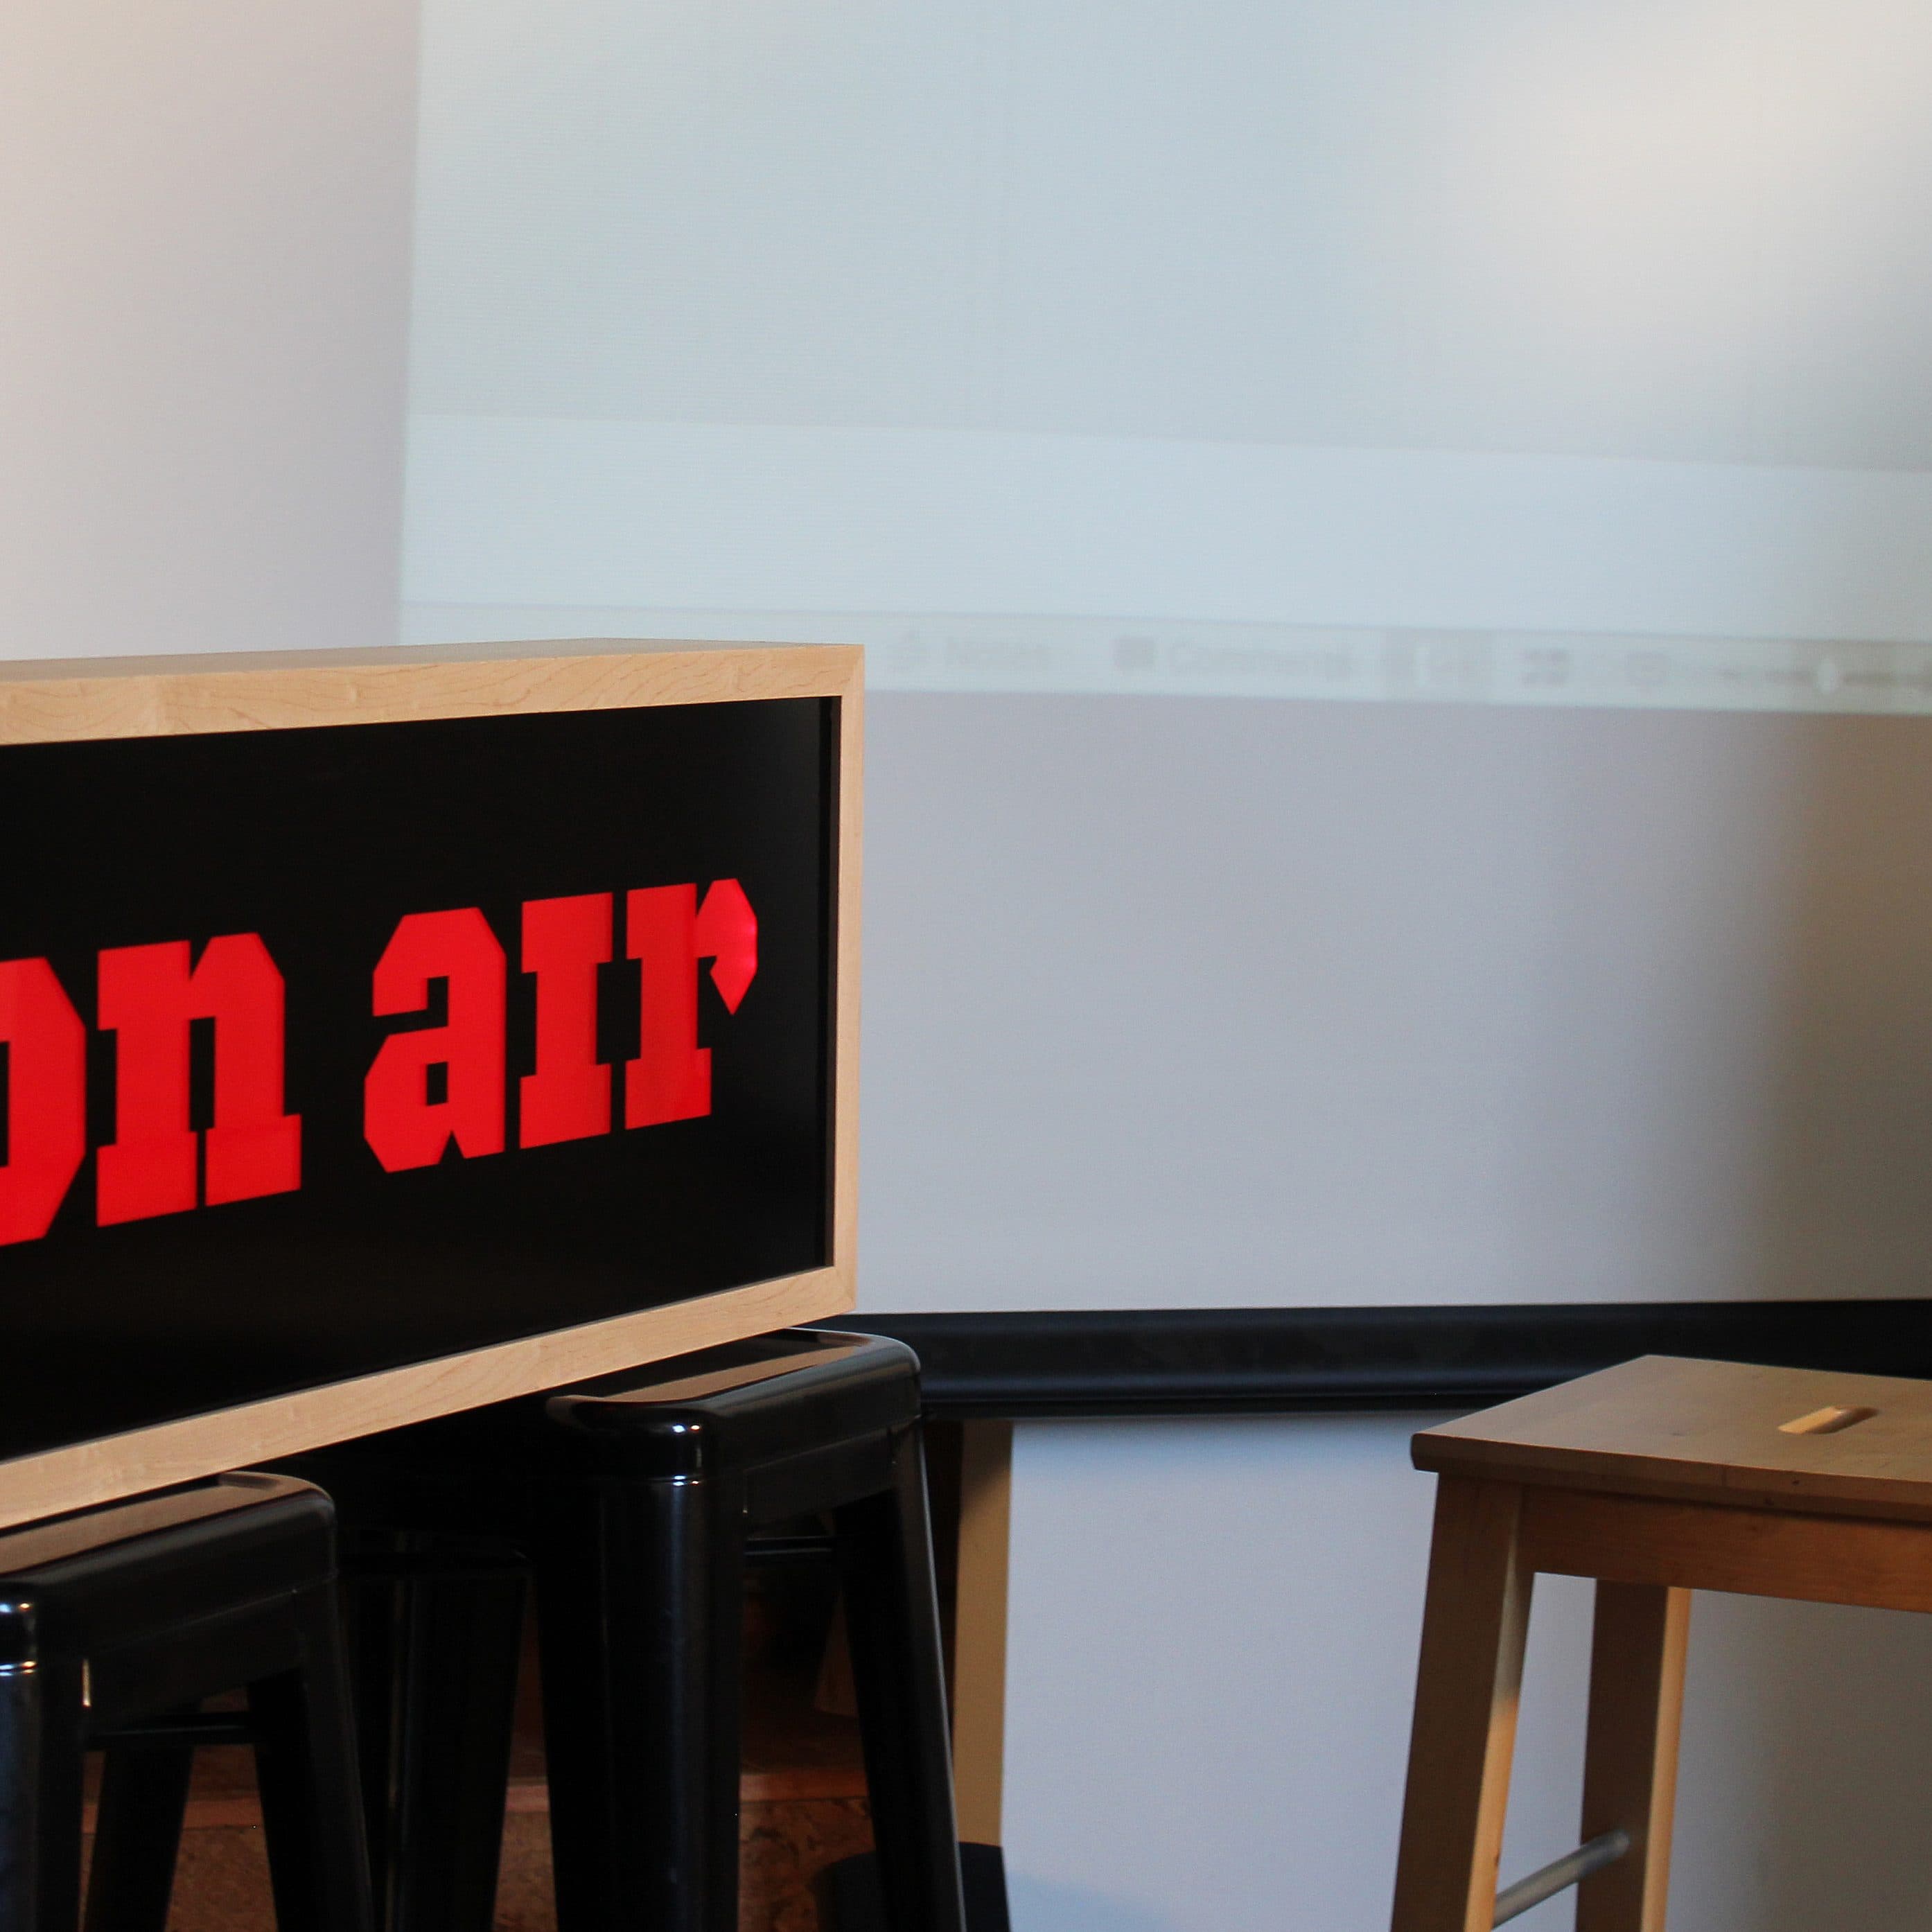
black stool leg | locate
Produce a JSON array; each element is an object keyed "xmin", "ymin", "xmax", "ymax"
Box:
[
  {"xmin": 0, "ymin": 1652, "xmax": 86, "ymax": 1932},
  {"xmin": 536, "ymin": 1470, "xmax": 744, "ymax": 1932},
  {"xmin": 836, "ymin": 1426, "xmax": 968, "ymax": 1932},
  {"xmin": 82, "ymin": 1743, "xmax": 193, "ymax": 1932},
  {"xmin": 249, "ymin": 1586, "xmax": 375, "ymax": 1932},
  {"xmin": 344, "ymin": 1561, "xmax": 405, "ymax": 1919},
  {"xmin": 348, "ymin": 1547, "xmax": 525, "ymax": 1932}
]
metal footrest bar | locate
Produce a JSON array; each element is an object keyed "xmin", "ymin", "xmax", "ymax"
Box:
[
  {"xmin": 95, "ymin": 1711, "xmax": 256, "ymax": 1750},
  {"xmin": 1493, "ymin": 1829, "xmax": 1631, "ymax": 1925}
]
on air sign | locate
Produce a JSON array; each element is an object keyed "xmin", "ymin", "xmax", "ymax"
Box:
[
  {"xmin": 0, "ymin": 879, "xmax": 757, "ymax": 1242},
  {"xmin": 0, "ymin": 680, "xmax": 843, "ymax": 1476}
]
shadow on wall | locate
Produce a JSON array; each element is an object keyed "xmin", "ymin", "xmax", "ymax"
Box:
[
  {"xmin": 1491, "ymin": 701, "xmax": 1932, "ymax": 1311},
  {"xmin": 1757, "ymin": 715, "xmax": 1932, "ymax": 1300},
  {"xmin": 1007, "ymin": 1875, "xmax": 1184, "ymax": 1932},
  {"xmin": 1666, "ymin": 1592, "xmax": 1932, "ymax": 1932},
  {"xmin": 860, "ymin": 693, "xmax": 1932, "ymax": 1312}
]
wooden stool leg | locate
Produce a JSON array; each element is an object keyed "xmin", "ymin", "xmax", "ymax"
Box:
[
  {"xmin": 1574, "ymin": 1583, "xmax": 1689, "ymax": 1932},
  {"xmin": 1391, "ymin": 1478, "xmax": 1534, "ymax": 1932}
]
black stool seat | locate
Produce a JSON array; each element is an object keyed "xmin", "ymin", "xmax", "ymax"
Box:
[
  {"xmin": 0, "ymin": 1471, "xmax": 371, "ymax": 1932},
  {"xmin": 286, "ymin": 1329, "xmax": 966, "ymax": 1932}
]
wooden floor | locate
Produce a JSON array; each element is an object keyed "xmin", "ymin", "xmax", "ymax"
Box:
[
  {"xmin": 94, "ymin": 1786, "xmax": 875, "ymax": 1932},
  {"xmin": 84, "ymin": 1570, "xmax": 876, "ymax": 1931}
]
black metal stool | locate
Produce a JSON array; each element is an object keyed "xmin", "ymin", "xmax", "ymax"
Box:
[
  {"xmin": 0, "ymin": 1470, "xmax": 372, "ymax": 1932},
  {"xmin": 287, "ymin": 1329, "xmax": 966, "ymax": 1932}
]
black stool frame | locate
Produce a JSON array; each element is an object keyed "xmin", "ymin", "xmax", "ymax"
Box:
[
  {"xmin": 0, "ymin": 1472, "xmax": 372, "ymax": 1932},
  {"xmin": 295, "ymin": 1330, "xmax": 967, "ymax": 1932}
]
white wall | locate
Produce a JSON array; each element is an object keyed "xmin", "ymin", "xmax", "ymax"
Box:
[
  {"xmin": 1004, "ymin": 1419, "xmax": 1932, "ymax": 1932},
  {"xmin": 0, "ymin": 1, "xmax": 419, "ymax": 662}
]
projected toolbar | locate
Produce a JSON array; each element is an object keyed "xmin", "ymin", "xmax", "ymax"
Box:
[{"xmin": 403, "ymin": 605, "xmax": 1932, "ymax": 719}]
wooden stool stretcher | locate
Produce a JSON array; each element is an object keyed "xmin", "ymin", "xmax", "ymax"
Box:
[{"xmin": 1389, "ymin": 1354, "xmax": 1932, "ymax": 1932}]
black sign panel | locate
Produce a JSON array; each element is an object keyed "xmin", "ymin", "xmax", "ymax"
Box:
[{"xmin": 0, "ymin": 699, "xmax": 834, "ymax": 1461}]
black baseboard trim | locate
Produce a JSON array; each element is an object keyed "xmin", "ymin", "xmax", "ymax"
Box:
[{"xmin": 819, "ymin": 1301, "xmax": 1932, "ymax": 1418}]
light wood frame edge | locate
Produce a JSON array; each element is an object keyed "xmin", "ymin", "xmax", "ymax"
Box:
[
  {"xmin": 832, "ymin": 656, "xmax": 863, "ymax": 1290},
  {"xmin": 0, "ymin": 638, "xmax": 861, "ymax": 744},
  {"xmin": 0, "ymin": 638, "xmax": 863, "ymax": 1527},
  {"xmin": 0, "ymin": 1269, "xmax": 852, "ymax": 1532},
  {"xmin": 951, "ymin": 1419, "xmax": 1013, "ymax": 1845}
]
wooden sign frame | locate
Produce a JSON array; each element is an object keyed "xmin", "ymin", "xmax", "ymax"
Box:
[{"xmin": 0, "ymin": 638, "xmax": 861, "ymax": 1529}]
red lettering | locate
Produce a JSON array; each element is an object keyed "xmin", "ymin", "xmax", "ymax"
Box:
[
  {"xmin": 696, "ymin": 878, "xmax": 758, "ymax": 1015},
  {"xmin": 626, "ymin": 885, "xmax": 704, "ymax": 1127},
  {"xmin": 0, "ymin": 958, "xmax": 87, "ymax": 1245},
  {"xmin": 365, "ymin": 908, "xmax": 507, "ymax": 1172},
  {"xmin": 96, "ymin": 934, "xmax": 301, "ymax": 1225},
  {"xmin": 625, "ymin": 879, "xmax": 758, "ymax": 1129},
  {"xmin": 520, "ymin": 893, "xmax": 613, "ymax": 1148}
]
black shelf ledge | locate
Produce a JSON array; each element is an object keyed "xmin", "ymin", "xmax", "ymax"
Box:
[{"xmin": 818, "ymin": 1301, "xmax": 1932, "ymax": 1419}]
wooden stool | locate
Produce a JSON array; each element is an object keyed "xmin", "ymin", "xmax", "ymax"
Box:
[{"xmin": 1389, "ymin": 1354, "xmax": 1932, "ymax": 1932}]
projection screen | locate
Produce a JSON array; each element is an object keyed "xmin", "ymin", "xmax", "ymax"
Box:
[{"xmin": 403, "ymin": 0, "xmax": 1932, "ymax": 1313}]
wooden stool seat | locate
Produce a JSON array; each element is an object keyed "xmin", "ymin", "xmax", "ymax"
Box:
[{"xmin": 1390, "ymin": 1355, "xmax": 1932, "ymax": 1932}]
